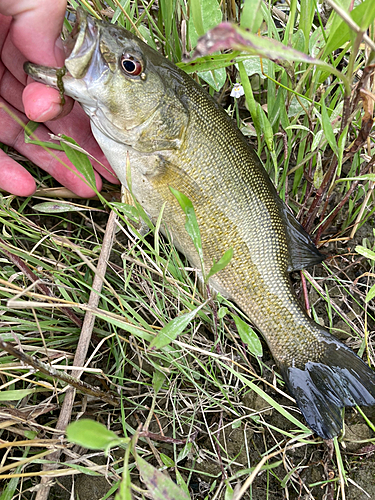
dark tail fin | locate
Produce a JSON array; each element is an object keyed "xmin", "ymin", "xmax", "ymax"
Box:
[{"xmin": 279, "ymin": 336, "xmax": 375, "ymax": 439}]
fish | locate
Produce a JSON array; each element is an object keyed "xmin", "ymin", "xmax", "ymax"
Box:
[{"xmin": 24, "ymin": 8, "xmax": 375, "ymax": 439}]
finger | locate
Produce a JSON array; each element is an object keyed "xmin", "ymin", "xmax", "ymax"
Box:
[
  {"xmin": 1, "ymin": 67, "xmax": 118, "ymax": 186},
  {"xmin": 1, "ymin": 99, "xmax": 102, "ymax": 197},
  {"xmin": 0, "ymin": 14, "xmax": 11, "ymax": 51},
  {"xmin": 0, "ymin": 149, "xmax": 36, "ymax": 196},
  {"xmin": 0, "ymin": 1, "xmax": 69, "ymax": 122},
  {"xmin": 1, "ymin": 21, "xmax": 70, "ymax": 121},
  {"xmin": 23, "ymin": 81, "xmax": 74, "ymax": 122},
  {"xmin": 46, "ymin": 104, "xmax": 120, "ymax": 184},
  {"xmin": 0, "ymin": 64, "xmax": 74, "ymax": 122},
  {"xmin": 0, "ymin": 0, "xmax": 67, "ymax": 66},
  {"xmin": 1, "ymin": 32, "xmax": 28, "ymax": 85},
  {"xmin": 1, "ymin": 70, "xmax": 118, "ymax": 184}
]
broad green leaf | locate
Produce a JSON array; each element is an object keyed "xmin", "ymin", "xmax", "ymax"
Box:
[
  {"xmin": 149, "ymin": 303, "xmax": 205, "ymax": 350},
  {"xmin": 170, "ymin": 187, "xmax": 204, "ymax": 273},
  {"xmin": 188, "ymin": 0, "xmax": 223, "ymax": 89},
  {"xmin": 189, "ymin": 0, "xmax": 222, "ymax": 47},
  {"xmin": 0, "ymin": 389, "xmax": 36, "ymax": 401},
  {"xmin": 152, "ymin": 369, "xmax": 166, "ymax": 394},
  {"xmin": 236, "ymin": 56, "xmax": 269, "ymax": 78},
  {"xmin": 320, "ymin": 96, "xmax": 338, "ymax": 155},
  {"xmin": 224, "ymin": 482, "xmax": 234, "ymax": 500},
  {"xmin": 192, "ymin": 23, "xmax": 350, "ymax": 95},
  {"xmin": 338, "ymin": 125, "xmax": 348, "ymax": 172},
  {"xmin": 355, "ymin": 246, "xmax": 375, "ymax": 262},
  {"xmin": 309, "ymin": 28, "xmax": 326, "ymax": 58},
  {"xmin": 24, "ymin": 430, "xmax": 38, "ymax": 440},
  {"xmin": 232, "ymin": 315, "xmax": 263, "ymax": 357},
  {"xmin": 60, "ymin": 135, "xmax": 97, "ymax": 190},
  {"xmin": 323, "ymin": 0, "xmax": 375, "ymax": 57},
  {"xmin": 24, "ymin": 121, "xmax": 64, "ymax": 150},
  {"xmin": 292, "ymin": 29, "xmax": 306, "ymax": 54},
  {"xmin": 241, "ymin": 0, "xmax": 263, "ymax": 33},
  {"xmin": 299, "ymin": 0, "xmax": 316, "ymax": 51},
  {"xmin": 175, "ymin": 468, "xmax": 190, "ymax": 498},
  {"xmin": 179, "ymin": 52, "xmax": 240, "ymax": 74},
  {"xmin": 257, "ymin": 105, "xmax": 277, "ymax": 181},
  {"xmin": 218, "ymin": 306, "xmax": 228, "ymax": 319},
  {"xmin": 205, "ymin": 248, "xmax": 233, "ymax": 282},
  {"xmin": 32, "ymin": 202, "xmax": 91, "ymax": 214},
  {"xmin": 198, "ymin": 67, "xmax": 226, "ymax": 91},
  {"xmin": 137, "ymin": 455, "xmax": 190, "ymax": 500},
  {"xmin": 179, "ymin": 52, "xmax": 271, "ymax": 75},
  {"xmin": 311, "ymin": 129, "xmax": 324, "ymax": 152},
  {"xmin": 285, "ymin": 125, "xmax": 311, "ymax": 133},
  {"xmin": 111, "ymin": 202, "xmax": 141, "ymax": 223},
  {"xmin": 159, "ymin": 0, "xmax": 175, "ymax": 40},
  {"xmin": 138, "ymin": 25, "xmax": 158, "ymax": 50},
  {"xmin": 238, "ymin": 61, "xmax": 261, "ymax": 143},
  {"xmin": 66, "ymin": 419, "xmax": 123, "ymax": 450},
  {"xmin": 365, "ymin": 285, "xmax": 375, "ymax": 303},
  {"xmin": 325, "ymin": 0, "xmax": 352, "ymax": 38},
  {"xmin": 160, "ymin": 453, "xmax": 175, "ymax": 467},
  {"xmin": 176, "ymin": 442, "xmax": 193, "ymax": 463},
  {"xmin": 189, "ymin": 0, "xmax": 205, "ymax": 38},
  {"xmin": 313, "ymin": 153, "xmax": 324, "ymax": 189}
]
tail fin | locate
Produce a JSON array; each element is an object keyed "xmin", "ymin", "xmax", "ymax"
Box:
[{"xmin": 279, "ymin": 336, "xmax": 375, "ymax": 439}]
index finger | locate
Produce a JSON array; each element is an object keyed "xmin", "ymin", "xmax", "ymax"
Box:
[{"xmin": 0, "ymin": 0, "xmax": 67, "ymax": 66}]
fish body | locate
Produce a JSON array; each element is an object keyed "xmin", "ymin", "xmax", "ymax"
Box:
[{"xmin": 25, "ymin": 9, "xmax": 375, "ymax": 439}]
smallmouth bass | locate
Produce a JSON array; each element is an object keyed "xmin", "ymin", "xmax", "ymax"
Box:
[{"xmin": 25, "ymin": 9, "xmax": 375, "ymax": 439}]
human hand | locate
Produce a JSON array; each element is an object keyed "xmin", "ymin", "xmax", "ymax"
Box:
[{"xmin": 0, "ymin": 0, "xmax": 119, "ymax": 197}]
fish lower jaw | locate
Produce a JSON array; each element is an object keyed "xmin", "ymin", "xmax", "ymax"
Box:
[{"xmin": 23, "ymin": 62, "xmax": 59, "ymax": 87}]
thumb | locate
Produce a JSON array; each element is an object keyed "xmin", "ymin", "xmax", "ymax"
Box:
[{"xmin": 2, "ymin": 0, "xmax": 67, "ymax": 66}]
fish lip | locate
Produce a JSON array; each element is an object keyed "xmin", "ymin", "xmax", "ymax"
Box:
[
  {"xmin": 23, "ymin": 61, "xmax": 60, "ymax": 87},
  {"xmin": 64, "ymin": 8, "xmax": 99, "ymax": 79},
  {"xmin": 23, "ymin": 7, "xmax": 99, "ymax": 86}
]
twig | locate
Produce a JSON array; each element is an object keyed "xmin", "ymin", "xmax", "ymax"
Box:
[
  {"xmin": 0, "ymin": 340, "xmax": 119, "ymax": 406},
  {"xmin": 300, "ymin": 271, "xmax": 311, "ymax": 317},
  {"xmin": 35, "ymin": 209, "xmax": 118, "ymax": 500}
]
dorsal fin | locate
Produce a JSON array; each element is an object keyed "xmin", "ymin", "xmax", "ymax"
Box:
[{"xmin": 276, "ymin": 198, "xmax": 326, "ymax": 272}]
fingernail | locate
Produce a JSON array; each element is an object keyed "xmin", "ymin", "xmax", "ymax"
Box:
[{"xmin": 34, "ymin": 102, "xmax": 62, "ymax": 122}]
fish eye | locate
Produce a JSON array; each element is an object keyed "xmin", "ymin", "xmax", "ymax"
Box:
[{"xmin": 120, "ymin": 54, "xmax": 143, "ymax": 76}]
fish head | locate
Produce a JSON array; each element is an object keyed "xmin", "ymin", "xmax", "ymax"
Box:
[{"xmin": 24, "ymin": 8, "xmax": 189, "ymax": 153}]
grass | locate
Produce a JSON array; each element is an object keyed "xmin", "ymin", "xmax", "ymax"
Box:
[{"xmin": 0, "ymin": 0, "xmax": 375, "ymax": 499}]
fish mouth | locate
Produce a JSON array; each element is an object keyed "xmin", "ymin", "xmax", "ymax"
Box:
[
  {"xmin": 24, "ymin": 8, "xmax": 100, "ymax": 88},
  {"xmin": 64, "ymin": 9, "xmax": 99, "ymax": 78}
]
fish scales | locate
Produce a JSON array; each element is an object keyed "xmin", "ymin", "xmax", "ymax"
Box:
[
  {"xmin": 24, "ymin": 8, "xmax": 375, "ymax": 439},
  {"xmin": 155, "ymin": 71, "xmax": 320, "ymax": 367}
]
